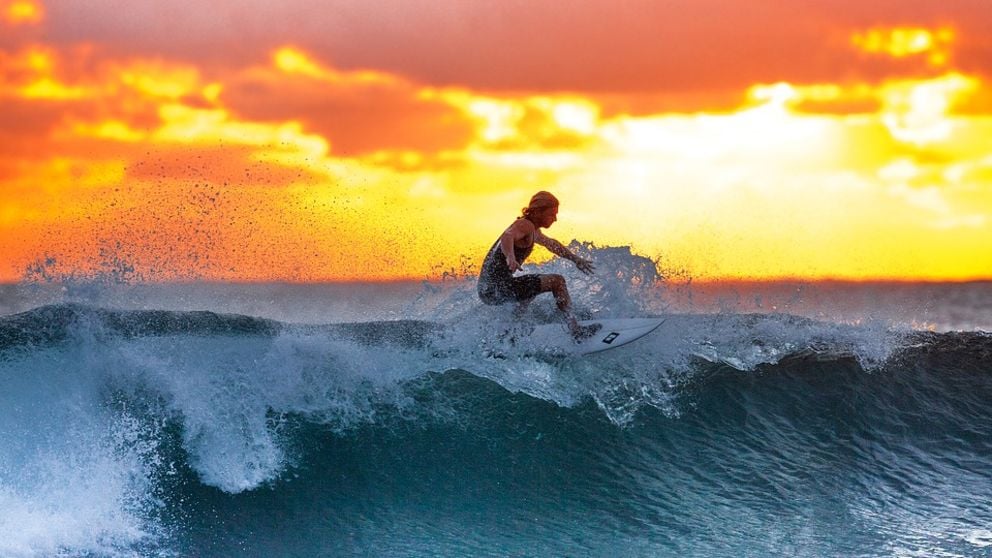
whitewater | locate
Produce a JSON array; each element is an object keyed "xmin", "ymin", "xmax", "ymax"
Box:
[{"xmin": 1, "ymin": 245, "xmax": 990, "ymax": 557}]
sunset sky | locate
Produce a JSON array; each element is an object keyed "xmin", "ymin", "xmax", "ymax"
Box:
[{"xmin": 2, "ymin": 0, "xmax": 991, "ymax": 282}]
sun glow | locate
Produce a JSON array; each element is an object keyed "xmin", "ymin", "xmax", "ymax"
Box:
[
  {"xmin": 547, "ymin": 99, "xmax": 599, "ymax": 135},
  {"xmin": 462, "ymin": 97, "xmax": 524, "ymax": 143}
]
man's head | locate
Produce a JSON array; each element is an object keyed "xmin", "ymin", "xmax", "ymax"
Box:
[{"xmin": 522, "ymin": 191, "xmax": 559, "ymax": 227}]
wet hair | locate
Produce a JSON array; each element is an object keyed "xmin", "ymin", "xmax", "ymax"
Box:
[{"xmin": 521, "ymin": 191, "xmax": 559, "ymax": 219}]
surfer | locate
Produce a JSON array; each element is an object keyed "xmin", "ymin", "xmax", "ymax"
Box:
[{"xmin": 478, "ymin": 191, "xmax": 601, "ymax": 340}]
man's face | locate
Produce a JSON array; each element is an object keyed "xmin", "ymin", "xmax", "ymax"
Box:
[{"xmin": 538, "ymin": 206, "xmax": 558, "ymax": 228}]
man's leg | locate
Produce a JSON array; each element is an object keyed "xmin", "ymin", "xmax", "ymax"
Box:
[
  {"xmin": 538, "ymin": 275, "xmax": 599, "ymax": 340},
  {"xmin": 539, "ymin": 274, "xmax": 572, "ymax": 314}
]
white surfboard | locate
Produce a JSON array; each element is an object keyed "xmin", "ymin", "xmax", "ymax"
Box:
[{"xmin": 521, "ymin": 317, "xmax": 664, "ymax": 356}]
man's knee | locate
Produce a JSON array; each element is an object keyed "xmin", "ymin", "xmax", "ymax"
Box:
[{"xmin": 543, "ymin": 274, "xmax": 566, "ymax": 291}]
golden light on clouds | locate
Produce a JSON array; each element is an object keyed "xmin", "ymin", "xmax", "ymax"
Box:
[
  {"xmin": 2, "ymin": 46, "xmax": 89, "ymax": 100},
  {"xmin": 273, "ymin": 47, "xmax": 327, "ymax": 79},
  {"xmin": 272, "ymin": 46, "xmax": 396, "ymax": 86},
  {"xmin": 852, "ymin": 26, "xmax": 955, "ymax": 66},
  {"xmin": 118, "ymin": 62, "xmax": 201, "ymax": 100},
  {"xmin": 1, "ymin": 4, "xmax": 991, "ymax": 283},
  {"xmin": 880, "ymin": 73, "xmax": 978, "ymax": 145},
  {"xmin": 2, "ymin": 0, "xmax": 43, "ymax": 25}
]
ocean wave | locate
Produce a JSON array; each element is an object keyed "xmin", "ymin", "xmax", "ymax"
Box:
[{"xmin": 2, "ymin": 301, "xmax": 991, "ymax": 557}]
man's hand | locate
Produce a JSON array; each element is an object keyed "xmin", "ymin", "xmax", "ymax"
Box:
[
  {"xmin": 574, "ymin": 257, "xmax": 595, "ymax": 275},
  {"xmin": 506, "ymin": 256, "xmax": 522, "ymax": 272}
]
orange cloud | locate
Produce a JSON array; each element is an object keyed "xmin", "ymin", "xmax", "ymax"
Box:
[
  {"xmin": 30, "ymin": 1, "xmax": 992, "ymax": 100},
  {"xmin": 219, "ymin": 47, "xmax": 476, "ymax": 157},
  {"xmin": 0, "ymin": 98, "xmax": 63, "ymax": 155}
]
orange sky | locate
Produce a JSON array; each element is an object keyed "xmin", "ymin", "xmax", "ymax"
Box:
[{"xmin": 2, "ymin": 0, "xmax": 991, "ymax": 282}]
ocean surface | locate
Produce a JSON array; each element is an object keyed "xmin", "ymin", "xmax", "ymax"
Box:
[{"xmin": 1, "ymin": 248, "xmax": 991, "ymax": 557}]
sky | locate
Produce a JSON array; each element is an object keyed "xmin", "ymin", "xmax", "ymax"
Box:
[{"xmin": 1, "ymin": 0, "xmax": 991, "ymax": 282}]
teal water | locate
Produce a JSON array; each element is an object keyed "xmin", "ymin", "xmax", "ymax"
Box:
[{"xmin": 1, "ymin": 299, "xmax": 990, "ymax": 557}]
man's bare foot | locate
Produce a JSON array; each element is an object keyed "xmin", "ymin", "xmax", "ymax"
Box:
[{"xmin": 570, "ymin": 322, "xmax": 602, "ymax": 341}]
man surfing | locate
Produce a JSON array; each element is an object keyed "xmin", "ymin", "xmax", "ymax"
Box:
[{"xmin": 477, "ymin": 191, "xmax": 601, "ymax": 340}]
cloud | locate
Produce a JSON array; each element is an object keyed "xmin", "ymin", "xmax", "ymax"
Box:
[
  {"xmin": 220, "ymin": 48, "xmax": 476, "ymax": 156},
  {"xmin": 32, "ymin": 0, "xmax": 992, "ymax": 103},
  {"xmin": 0, "ymin": 98, "xmax": 63, "ymax": 155}
]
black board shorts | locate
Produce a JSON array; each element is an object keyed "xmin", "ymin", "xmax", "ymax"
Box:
[{"xmin": 478, "ymin": 274, "xmax": 543, "ymax": 305}]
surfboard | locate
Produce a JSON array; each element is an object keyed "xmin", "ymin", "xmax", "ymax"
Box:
[{"xmin": 519, "ymin": 317, "xmax": 664, "ymax": 356}]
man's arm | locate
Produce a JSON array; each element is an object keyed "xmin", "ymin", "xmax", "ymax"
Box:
[
  {"xmin": 535, "ymin": 231, "xmax": 595, "ymax": 274},
  {"xmin": 499, "ymin": 220, "xmax": 534, "ymax": 272}
]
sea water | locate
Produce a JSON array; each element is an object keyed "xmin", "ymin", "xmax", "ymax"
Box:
[{"xmin": 1, "ymin": 247, "xmax": 990, "ymax": 557}]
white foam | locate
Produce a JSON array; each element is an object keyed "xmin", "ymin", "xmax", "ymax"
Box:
[
  {"xmin": 966, "ymin": 529, "xmax": 992, "ymax": 547},
  {"xmin": 0, "ymin": 346, "xmax": 165, "ymax": 558},
  {"xmin": 113, "ymin": 329, "xmax": 430, "ymax": 493},
  {"xmin": 396, "ymin": 244, "xmax": 905, "ymax": 423}
]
